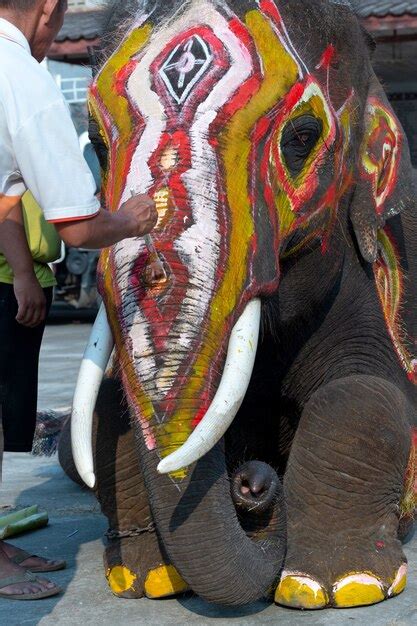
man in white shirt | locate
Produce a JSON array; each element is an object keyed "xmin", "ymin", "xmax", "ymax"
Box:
[
  {"xmin": 0, "ymin": 0, "xmax": 156, "ymax": 241},
  {"xmin": 0, "ymin": 0, "xmax": 157, "ymax": 601}
]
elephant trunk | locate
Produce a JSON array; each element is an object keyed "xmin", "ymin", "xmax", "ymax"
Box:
[
  {"xmin": 71, "ymin": 300, "xmax": 286, "ymax": 603},
  {"xmin": 134, "ymin": 299, "xmax": 285, "ymax": 603},
  {"xmin": 140, "ymin": 441, "xmax": 286, "ymax": 606}
]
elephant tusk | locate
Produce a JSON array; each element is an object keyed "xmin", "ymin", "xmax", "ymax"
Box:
[
  {"xmin": 71, "ymin": 303, "xmax": 114, "ymax": 489},
  {"xmin": 157, "ymin": 298, "xmax": 261, "ymax": 474}
]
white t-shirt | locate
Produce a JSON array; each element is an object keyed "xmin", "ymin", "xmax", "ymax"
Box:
[{"xmin": 0, "ymin": 18, "xmax": 100, "ymax": 222}]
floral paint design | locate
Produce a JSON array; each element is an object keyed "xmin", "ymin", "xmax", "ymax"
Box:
[
  {"xmin": 373, "ymin": 228, "xmax": 417, "ymax": 385},
  {"xmin": 361, "ymin": 98, "xmax": 402, "ymax": 217},
  {"xmin": 359, "ymin": 98, "xmax": 417, "ymax": 387}
]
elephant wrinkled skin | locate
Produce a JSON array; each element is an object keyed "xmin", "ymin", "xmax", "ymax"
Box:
[{"xmin": 62, "ymin": 0, "xmax": 417, "ymax": 610}]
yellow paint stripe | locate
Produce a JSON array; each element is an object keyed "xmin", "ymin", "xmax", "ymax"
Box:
[
  {"xmin": 92, "ymin": 25, "xmax": 152, "ymax": 210},
  {"xmin": 375, "ymin": 229, "xmax": 414, "ymax": 374},
  {"xmin": 377, "ymin": 230, "xmax": 400, "ymax": 322}
]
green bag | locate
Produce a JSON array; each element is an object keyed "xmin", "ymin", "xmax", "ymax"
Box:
[{"xmin": 22, "ymin": 192, "xmax": 61, "ymax": 264}]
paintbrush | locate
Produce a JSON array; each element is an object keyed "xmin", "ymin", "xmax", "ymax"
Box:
[{"xmin": 130, "ymin": 188, "xmax": 167, "ymax": 284}]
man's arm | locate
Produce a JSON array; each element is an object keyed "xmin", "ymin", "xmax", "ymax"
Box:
[
  {"xmin": 12, "ymin": 100, "xmax": 157, "ymax": 249},
  {"xmin": 54, "ymin": 194, "xmax": 157, "ymax": 249},
  {"xmin": 0, "ymin": 203, "xmax": 46, "ymax": 328}
]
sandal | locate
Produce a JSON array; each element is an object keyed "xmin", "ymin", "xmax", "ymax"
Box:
[
  {"xmin": 0, "ymin": 571, "xmax": 62, "ymax": 600},
  {"xmin": 10, "ymin": 549, "xmax": 66, "ymax": 573}
]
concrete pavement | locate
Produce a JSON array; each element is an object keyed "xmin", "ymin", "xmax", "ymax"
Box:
[
  {"xmin": 0, "ymin": 322, "xmax": 416, "ymax": 625},
  {"xmin": 37, "ymin": 323, "xmax": 92, "ymax": 412}
]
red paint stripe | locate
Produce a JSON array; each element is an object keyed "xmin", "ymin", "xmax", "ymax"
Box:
[
  {"xmin": 259, "ymin": 0, "xmax": 283, "ymax": 26},
  {"xmin": 317, "ymin": 44, "xmax": 336, "ymax": 70}
]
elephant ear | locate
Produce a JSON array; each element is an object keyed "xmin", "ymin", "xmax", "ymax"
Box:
[{"xmin": 351, "ymin": 79, "xmax": 413, "ymax": 263}]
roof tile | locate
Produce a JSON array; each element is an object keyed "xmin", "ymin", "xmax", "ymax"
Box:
[
  {"xmin": 57, "ymin": 3, "xmax": 417, "ymax": 42},
  {"xmin": 353, "ymin": 1, "xmax": 417, "ymax": 17},
  {"xmin": 56, "ymin": 9, "xmax": 105, "ymax": 42}
]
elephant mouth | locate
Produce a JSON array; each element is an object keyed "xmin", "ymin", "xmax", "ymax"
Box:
[{"xmin": 71, "ymin": 297, "xmax": 262, "ymax": 488}]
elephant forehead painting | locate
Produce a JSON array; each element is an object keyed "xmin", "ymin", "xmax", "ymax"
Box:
[
  {"xmin": 69, "ymin": 0, "xmax": 417, "ymax": 611},
  {"xmin": 89, "ymin": 0, "xmax": 362, "ymax": 464}
]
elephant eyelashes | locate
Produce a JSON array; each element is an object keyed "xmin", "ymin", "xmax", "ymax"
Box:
[{"xmin": 280, "ymin": 115, "xmax": 323, "ymax": 177}]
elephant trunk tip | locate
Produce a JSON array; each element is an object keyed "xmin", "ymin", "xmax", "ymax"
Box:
[{"xmin": 231, "ymin": 461, "xmax": 281, "ymax": 514}]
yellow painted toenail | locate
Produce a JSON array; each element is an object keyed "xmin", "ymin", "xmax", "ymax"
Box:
[
  {"xmin": 144, "ymin": 565, "xmax": 188, "ymax": 599},
  {"xmin": 333, "ymin": 573, "xmax": 385, "ymax": 607},
  {"xmin": 388, "ymin": 564, "xmax": 407, "ymax": 597},
  {"xmin": 275, "ymin": 573, "xmax": 328, "ymax": 609},
  {"xmin": 106, "ymin": 566, "xmax": 137, "ymax": 595}
]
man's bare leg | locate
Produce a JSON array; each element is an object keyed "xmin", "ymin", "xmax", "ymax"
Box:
[{"xmin": 0, "ymin": 407, "xmax": 61, "ymax": 598}]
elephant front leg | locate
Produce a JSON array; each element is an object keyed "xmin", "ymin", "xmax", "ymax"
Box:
[
  {"xmin": 94, "ymin": 377, "xmax": 188, "ymax": 600},
  {"xmin": 275, "ymin": 375, "xmax": 414, "ymax": 610}
]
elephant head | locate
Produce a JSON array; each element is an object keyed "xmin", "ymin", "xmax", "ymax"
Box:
[{"xmin": 72, "ymin": 0, "xmax": 415, "ymax": 605}]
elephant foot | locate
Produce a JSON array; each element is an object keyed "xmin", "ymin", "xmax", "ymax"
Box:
[
  {"xmin": 275, "ymin": 563, "xmax": 407, "ymax": 609},
  {"xmin": 275, "ymin": 535, "xmax": 408, "ymax": 610},
  {"xmin": 104, "ymin": 536, "xmax": 189, "ymax": 599},
  {"xmin": 277, "ymin": 376, "xmax": 412, "ymax": 610},
  {"xmin": 143, "ymin": 564, "xmax": 189, "ymax": 599}
]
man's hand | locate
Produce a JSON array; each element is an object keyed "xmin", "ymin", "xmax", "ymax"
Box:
[
  {"xmin": 56, "ymin": 195, "xmax": 158, "ymax": 249},
  {"xmin": 0, "ymin": 202, "xmax": 47, "ymax": 327},
  {"xmin": 118, "ymin": 194, "xmax": 158, "ymax": 238},
  {"xmin": 14, "ymin": 272, "xmax": 47, "ymax": 328}
]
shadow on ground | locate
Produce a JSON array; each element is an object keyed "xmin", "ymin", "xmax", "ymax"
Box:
[{"xmin": 1, "ymin": 453, "xmax": 416, "ymax": 626}]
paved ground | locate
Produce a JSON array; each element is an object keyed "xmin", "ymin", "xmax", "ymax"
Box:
[
  {"xmin": 0, "ymin": 322, "xmax": 416, "ymax": 625},
  {"xmin": 37, "ymin": 323, "xmax": 92, "ymax": 412}
]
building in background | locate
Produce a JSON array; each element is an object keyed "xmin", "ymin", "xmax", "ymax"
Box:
[
  {"xmin": 356, "ymin": 1, "xmax": 417, "ymax": 166},
  {"xmin": 48, "ymin": 0, "xmax": 102, "ymax": 62}
]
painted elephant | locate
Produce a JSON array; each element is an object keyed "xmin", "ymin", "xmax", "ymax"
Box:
[{"xmin": 63, "ymin": 0, "xmax": 417, "ymax": 610}]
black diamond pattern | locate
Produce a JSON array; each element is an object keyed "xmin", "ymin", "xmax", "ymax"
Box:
[{"xmin": 159, "ymin": 35, "xmax": 212, "ymax": 105}]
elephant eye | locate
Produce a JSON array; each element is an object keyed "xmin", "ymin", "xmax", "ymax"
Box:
[
  {"xmin": 89, "ymin": 116, "xmax": 108, "ymax": 171},
  {"xmin": 281, "ymin": 115, "xmax": 323, "ymax": 177}
]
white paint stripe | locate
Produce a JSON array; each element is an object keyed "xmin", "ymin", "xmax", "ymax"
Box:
[
  {"xmin": 122, "ymin": 75, "xmax": 166, "ymax": 204},
  {"xmin": 112, "ymin": 237, "xmax": 159, "ymax": 392},
  {"xmin": 167, "ymin": 3, "xmax": 253, "ymax": 360},
  {"xmin": 333, "ymin": 573, "xmax": 384, "ymax": 592}
]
